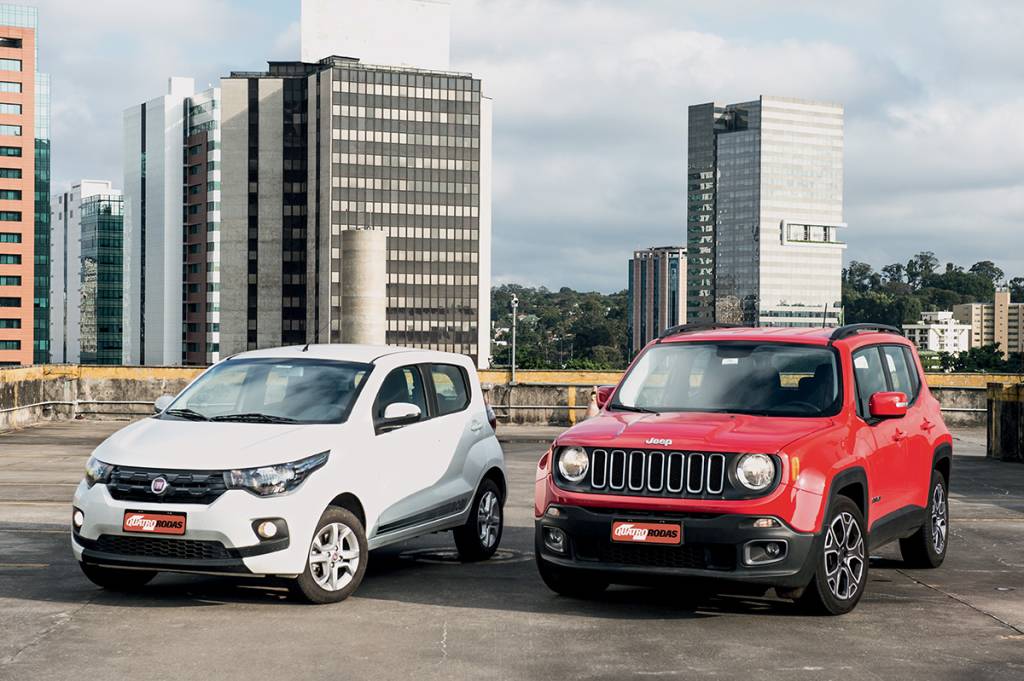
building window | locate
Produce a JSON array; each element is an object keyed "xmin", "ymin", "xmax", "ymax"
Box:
[
  {"xmin": 0, "ymin": 275, "xmax": 21, "ymax": 285},
  {"xmin": 0, "ymin": 211, "xmax": 21, "ymax": 221},
  {"xmin": 0, "ymin": 231, "xmax": 20, "ymax": 242},
  {"xmin": 0, "ymin": 253, "xmax": 19, "ymax": 264},
  {"xmin": 0, "ymin": 189, "xmax": 20, "ymax": 200},
  {"xmin": 0, "ymin": 58, "xmax": 20, "ymax": 71},
  {"xmin": 0, "ymin": 103, "xmax": 20, "ymax": 115},
  {"xmin": 0, "ymin": 339, "xmax": 20, "ymax": 349},
  {"xmin": 0, "ymin": 37, "xmax": 22, "ymax": 49},
  {"xmin": 0, "ymin": 296, "xmax": 19, "ymax": 307},
  {"xmin": 0, "ymin": 146, "xmax": 21, "ymax": 157},
  {"xmin": 0, "ymin": 167, "xmax": 20, "ymax": 178},
  {"xmin": 0, "ymin": 317, "xmax": 20, "ymax": 328},
  {"xmin": 0, "ymin": 81, "xmax": 21, "ymax": 93}
]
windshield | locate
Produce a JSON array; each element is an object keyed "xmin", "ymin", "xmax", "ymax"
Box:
[
  {"xmin": 161, "ymin": 358, "xmax": 372, "ymax": 424},
  {"xmin": 612, "ymin": 342, "xmax": 840, "ymax": 417}
]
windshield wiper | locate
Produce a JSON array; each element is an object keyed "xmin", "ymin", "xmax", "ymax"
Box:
[
  {"xmin": 210, "ymin": 413, "xmax": 298, "ymax": 424},
  {"xmin": 162, "ymin": 408, "xmax": 209, "ymax": 421},
  {"xmin": 608, "ymin": 403, "xmax": 660, "ymax": 414}
]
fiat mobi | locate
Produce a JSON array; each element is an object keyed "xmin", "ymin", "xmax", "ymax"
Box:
[
  {"xmin": 72, "ymin": 345, "xmax": 506, "ymax": 603},
  {"xmin": 534, "ymin": 324, "xmax": 952, "ymax": 615}
]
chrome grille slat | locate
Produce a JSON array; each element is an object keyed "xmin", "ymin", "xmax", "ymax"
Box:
[
  {"xmin": 646, "ymin": 451, "xmax": 665, "ymax": 492},
  {"xmin": 707, "ymin": 453, "xmax": 726, "ymax": 494},
  {"xmin": 686, "ymin": 453, "xmax": 705, "ymax": 494},
  {"xmin": 591, "ymin": 449, "xmax": 608, "ymax": 489},
  {"xmin": 628, "ymin": 451, "xmax": 645, "ymax": 491},
  {"xmin": 666, "ymin": 452, "xmax": 685, "ymax": 492},
  {"xmin": 609, "ymin": 450, "xmax": 626, "ymax": 490}
]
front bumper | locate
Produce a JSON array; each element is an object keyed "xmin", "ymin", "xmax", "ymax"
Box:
[
  {"xmin": 535, "ymin": 505, "xmax": 818, "ymax": 589},
  {"xmin": 71, "ymin": 481, "xmax": 311, "ymax": 577}
]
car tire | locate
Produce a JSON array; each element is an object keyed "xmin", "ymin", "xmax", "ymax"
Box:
[
  {"xmin": 899, "ymin": 470, "xmax": 948, "ymax": 569},
  {"xmin": 290, "ymin": 506, "xmax": 368, "ymax": 604},
  {"xmin": 79, "ymin": 562, "xmax": 156, "ymax": 591},
  {"xmin": 536, "ymin": 553, "xmax": 609, "ymax": 599},
  {"xmin": 798, "ymin": 496, "xmax": 868, "ymax": 615},
  {"xmin": 454, "ymin": 478, "xmax": 504, "ymax": 561}
]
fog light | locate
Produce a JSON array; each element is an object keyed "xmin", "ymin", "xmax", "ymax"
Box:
[
  {"xmin": 743, "ymin": 539, "xmax": 788, "ymax": 566},
  {"xmin": 765, "ymin": 542, "xmax": 781, "ymax": 557},
  {"xmin": 545, "ymin": 506, "xmax": 562, "ymax": 518},
  {"xmin": 72, "ymin": 509, "xmax": 84, "ymax": 529},
  {"xmin": 543, "ymin": 527, "xmax": 567, "ymax": 554},
  {"xmin": 256, "ymin": 521, "xmax": 278, "ymax": 539}
]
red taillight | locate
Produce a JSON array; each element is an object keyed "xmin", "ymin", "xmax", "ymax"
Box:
[{"xmin": 486, "ymin": 403, "xmax": 497, "ymax": 431}]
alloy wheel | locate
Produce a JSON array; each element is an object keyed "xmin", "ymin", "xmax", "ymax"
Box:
[
  {"xmin": 931, "ymin": 483, "xmax": 948, "ymax": 555},
  {"xmin": 309, "ymin": 522, "xmax": 361, "ymax": 592},
  {"xmin": 477, "ymin": 490, "xmax": 501, "ymax": 549},
  {"xmin": 823, "ymin": 511, "xmax": 865, "ymax": 601}
]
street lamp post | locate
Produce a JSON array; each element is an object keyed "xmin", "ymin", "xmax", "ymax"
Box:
[{"xmin": 510, "ymin": 294, "xmax": 519, "ymax": 385}]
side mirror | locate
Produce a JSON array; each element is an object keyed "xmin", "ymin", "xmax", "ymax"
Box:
[
  {"xmin": 154, "ymin": 395, "xmax": 175, "ymax": 414},
  {"xmin": 379, "ymin": 402, "xmax": 422, "ymax": 432},
  {"xmin": 595, "ymin": 386, "xmax": 615, "ymax": 409},
  {"xmin": 869, "ymin": 391, "xmax": 908, "ymax": 419}
]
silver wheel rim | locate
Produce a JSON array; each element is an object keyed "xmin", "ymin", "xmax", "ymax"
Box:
[
  {"xmin": 823, "ymin": 511, "xmax": 865, "ymax": 601},
  {"xmin": 477, "ymin": 490, "xmax": 501, "ymax": 549},
  {"xmin": 309, "ymin": 522, "xmax": 360, "ymax": 592},
  {"xmin": 931, "ymin": 482, "xmax": 948, "ymax": 555}
]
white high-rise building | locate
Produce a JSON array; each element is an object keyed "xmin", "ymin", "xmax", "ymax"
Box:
[
  {"xmin": 300, "ymin": 0, "xmax": 451, "ymax": 70},
  {"xmin": 687, "ymin": 96, "xmax": 846, "ymax": 326},
  {"xmin": 904, "ymin": 311, "xmax": 971, "ymax": 354},
  {"xmin": 122, "ymin": 77, "xmax": 221, "ymax": 366},
  {"xmin": 49, "ymin": 180, "xmax": 118, "ymax": 363}
]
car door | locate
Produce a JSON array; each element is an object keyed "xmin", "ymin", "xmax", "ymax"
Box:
[
  {"xmin": 370, "ymin": 364, "xmax": 449, "ymax": 535},
  {"xmin": 852, "ymin": 346, "xmax": 906, "ymax": 527},
  {"xmin": 422, "ymin": 363, "xmax": 485, "ymax": 509},
  {"xmin": 880, "ymin": 345, "xmax": 930, "ymax": 510}
]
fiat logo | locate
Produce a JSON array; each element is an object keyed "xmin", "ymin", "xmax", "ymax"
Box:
[{"xmin": 150, "ymin": 477, "xmax": 169, "ymax": 495}]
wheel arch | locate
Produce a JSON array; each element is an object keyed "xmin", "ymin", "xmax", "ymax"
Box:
[
  {"xmin": 825, "ymin": 466, "xmax": 869, "ymax": 521},
  {"xmin": 481, "ymin": 466, "xmax": 507, "ymax": 502},
  {"xmin": 932, "ymin": 443, "xmax": 952, "ymax": 486},
  {"xmin": 328, "ymin": 492, "xmax": 366, "ymax": 529}
]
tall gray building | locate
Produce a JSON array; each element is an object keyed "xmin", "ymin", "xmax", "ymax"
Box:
[
  {"xmin": 218, "ymin": 56, "xmax": 492, "ymax": 365},
  {"xmin": 687, "ymin": 96, "xmax": 845, "ymax": 327},
  {"xmin": 628, "ymin": 246, "xmax": 686, "ymax": 356}
]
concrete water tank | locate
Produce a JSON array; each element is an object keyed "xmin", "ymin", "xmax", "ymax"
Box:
[{"xmin": 340, "ymin": 229, "xmax": 387, "ymax": 345}]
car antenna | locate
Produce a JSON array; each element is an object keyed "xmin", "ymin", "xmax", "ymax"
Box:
[{"xmin": 302, "ymin": 342, "xmax": 310, "ymax": 352}]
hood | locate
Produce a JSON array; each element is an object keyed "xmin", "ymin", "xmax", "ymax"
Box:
[
  {"xmin": 557, "ymin": 410, "xmax": 832, "ymax": 454},
  {"xmin": 91, "ymin": 417, "xmax": 341, "ymax": 470}
]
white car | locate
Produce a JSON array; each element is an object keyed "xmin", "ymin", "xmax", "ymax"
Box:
[{"xmin": 71, "ymin": 345, "xmax": 506, "ymax": 603}]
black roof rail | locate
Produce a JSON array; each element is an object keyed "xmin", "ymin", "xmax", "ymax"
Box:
[
  {"xmin": 658, "ymin": 323, "xmax": 744, "ymax": 340},
  {"xmin": 829, "ymin": 323, "xmax": 903, "ymax": 342}
]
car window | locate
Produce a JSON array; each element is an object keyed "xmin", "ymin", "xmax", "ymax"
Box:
[
  {"xmin": 375, "ymin": 366, "xmax": 428, "ymax": 421},
  {"xmin": 852, "ymin": 347, "xmax": 888, "ymax": 417},
  {"xmin": 901, "ymin": 346, "xmax": 922, "ymax": 400},
  {"xmin": 430, "ymin": 364, "xmax": 470, "ymax": 416},
  {"xmin": 883, "ymin": 346, "xmax": 915, "ymax": 401}
]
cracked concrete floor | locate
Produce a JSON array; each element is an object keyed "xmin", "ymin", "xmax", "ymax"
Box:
[{"xmin": 0, "ymin": 421, "xmax": 1022, "ymax": 680}]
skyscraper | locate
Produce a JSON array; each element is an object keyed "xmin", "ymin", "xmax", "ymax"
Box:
[
  {"xmin": 50, "ymin": 179, "xmax": 118, "ymax": 363},
  {"xmin": 0, "ymin": 4, "xmax": 47, "ymax": 365},
  {"xmin": 687, "ymin": 96, "xmax": 845, "ymax": 327},
  {"xmin": 123, "ymin": 78, "xmax": 221, "ymax": 366},
  {"xmin": 78, "ymin": 192, "xmax": 124, "ymax": 365},
  {"xmin": 628, "ymin": 246, "xmax": 686, "ymax": 356},
  {"xmin": 218, "ymin": 55, "xmax": 491, "ymax": 366}
]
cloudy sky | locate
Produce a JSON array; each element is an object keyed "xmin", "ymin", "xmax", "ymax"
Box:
[{"xmin": 36, "ymin": 0, "xmax": 1024, "ymax": 292}]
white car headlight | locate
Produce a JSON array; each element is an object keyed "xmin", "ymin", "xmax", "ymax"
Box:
[
  {"xmin": 558, "ymin": 447, "xmax": 589, "ymax": 483},
  {"xmin": 735, "ymin": 454, "xmax": 775, "ymax": 491},
  {"xmin": 84, "ymin": 456, "xmax": 113, "ymax": 488},
  {"xmin": 225, "ymin": 451, "xmax": 330, "ymax": 497}
]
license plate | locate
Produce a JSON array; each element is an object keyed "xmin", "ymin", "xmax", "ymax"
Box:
[
  {"xmin": 123, "ymin": 510, "xmax": 187, "ymax": 536},
  {"xmin": 611, "ymin": 521, "xmax": 682, "ymax": 545}
]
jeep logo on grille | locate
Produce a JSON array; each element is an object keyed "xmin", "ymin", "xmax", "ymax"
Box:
[
  {"xmin": 150, "ymin": 477, "xmax": 169, "ymax": 495},
  {"xmin": 645, "ymin": 437, "xmax": 672, "ymax": 447}
]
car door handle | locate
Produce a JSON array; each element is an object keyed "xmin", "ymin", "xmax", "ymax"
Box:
[
  {"xmin": 921, "ymin": 419, "xmax": 936, "ymax": 432},
  {"xmin": 893, "ymin": 429, "xmax": 906, "ymax": 442},
  {"xmin": 470, "ymin": 420, "xmax": 483, "ymax": 432}
]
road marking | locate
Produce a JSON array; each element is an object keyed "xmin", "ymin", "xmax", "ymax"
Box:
[{"xmin": 0, "ymin": 563, "xmax": 50, "ymax": 569}]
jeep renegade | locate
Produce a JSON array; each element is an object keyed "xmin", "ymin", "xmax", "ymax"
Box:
[{"xmin": 534, "ymin": 324, "xmax": 952, "ymax": 615}]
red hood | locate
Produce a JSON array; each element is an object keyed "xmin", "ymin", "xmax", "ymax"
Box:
[{"xmin": 556, "ymin": 411, "xmax": 833, "ymax": 454}]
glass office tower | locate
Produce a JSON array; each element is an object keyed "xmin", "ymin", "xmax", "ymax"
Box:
[{"xmin": 78, "ymin": 194, "xmax": 124, "ymax": 364}]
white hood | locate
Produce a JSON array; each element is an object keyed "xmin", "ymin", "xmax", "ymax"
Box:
[{"xmin": 91, "ymin": 417, "xmax": 345, "ymax": 470}]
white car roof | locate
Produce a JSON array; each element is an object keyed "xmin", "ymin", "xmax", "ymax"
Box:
[{"xmin": 226, "ymin": 344, "xmax": 474, "ymax": 367}]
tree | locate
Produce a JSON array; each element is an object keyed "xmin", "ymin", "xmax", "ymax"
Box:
[
  {"xmin": 843, "ymin": 261, "xmax": 877, "ymax": 294},
  {"xmin": 905, "ymin": 252, "xmax": 939, "ymax": 290},
  {"xmin": 969, "ymin": 261, "xmax": 1005, "ymax": 286},
  {"xmin": 1009, "ymin": 277, "xmax": 1024, "ymax": 303}
]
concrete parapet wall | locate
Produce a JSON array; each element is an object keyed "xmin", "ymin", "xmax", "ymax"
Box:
[
  {"xmin": 987, "ymin": 382, "xmax": 1024, "ymax": 462},
  {"xmin": 1, "ymin": 365, "xmax": 1019, "ymax": 431}
]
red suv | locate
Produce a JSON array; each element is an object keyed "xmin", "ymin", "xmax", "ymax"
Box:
[{"xmin": 534, "ymin": 324, "xmax": 952, "ymax": 615}]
